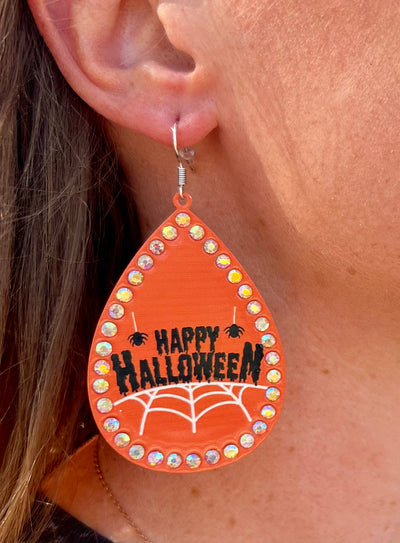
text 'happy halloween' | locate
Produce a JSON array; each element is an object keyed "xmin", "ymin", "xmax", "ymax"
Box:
[{"xmin": 110, "ymin": 326, "xmax": 263, "ymax": 395}]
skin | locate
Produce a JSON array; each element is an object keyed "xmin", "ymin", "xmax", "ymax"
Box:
[{"xmin": 33, "ymin": 1, "xmax": 400, "ymax": 541}]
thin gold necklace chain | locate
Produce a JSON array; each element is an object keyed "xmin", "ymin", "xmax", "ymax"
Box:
[{"xmin": 93, "ymin": 438, "xmax": 153, "ymax": 543}]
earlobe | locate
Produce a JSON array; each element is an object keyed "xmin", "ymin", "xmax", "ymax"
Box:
[{"xmin": 27, "ymin": 0, "xmax": 217, "ymax": 146}]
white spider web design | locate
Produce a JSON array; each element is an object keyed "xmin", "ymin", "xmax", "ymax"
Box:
[{"xmin": 114, "ymin": 382, "xmax": 269, "ymax": 435}]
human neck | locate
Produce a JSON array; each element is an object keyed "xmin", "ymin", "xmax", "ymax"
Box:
[
  {"xmin": 94, "ymin": 269, "xmax": 400, "ymax": 543},
  {"xmin": 269, "ymin": 248, "xmax": 400, "ymax": 376}
]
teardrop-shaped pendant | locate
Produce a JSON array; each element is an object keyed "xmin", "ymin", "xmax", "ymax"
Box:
[{"xmin": 88, "ymin": 193, "xmax": 285, "ymax": 472}]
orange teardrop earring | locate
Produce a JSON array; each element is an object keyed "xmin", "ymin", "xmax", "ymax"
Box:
[{"xmin": 88, "ymin": 124, "xmax": 285, "ymax": 472}]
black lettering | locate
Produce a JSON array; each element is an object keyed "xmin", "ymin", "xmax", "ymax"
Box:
[
  {"xmin": 213, "ymin": 352, "xmax": 226, "ymax": 381},
  {"xmin": 195, "ymin": 326, "xmax": 207, "ymax": 352},
  {"xmin": 111, "ymin": 353, "xmax": 129, "ymax": 396},
  {"xmin": 170, "ymin": 327, "xmax": 183, "ymax": 353},
  {"xmin": 152, "ymin": 357, "xmax": 167, "ymax": 386},
  {"xmin": 140, "ymin": 359, "xmax": 156, "ymax": 389},
  {"xmin": 166, "ymin": 355, "xmax": 179, "ymax": 384},
  {"xmin": 206, "ymin": 326, "xmax": 220, "ymax": 352},
  {"xmin": 239, "ymin": 342, "xmax": 263, "ymax": 385},
  {"xmin": 182, "ymin": 327, "xmax": 195, "ymax": 352},
  {"xmin": 227, "ymin": 352, "xmax": 239, "ymax": 381},
  {"xmin": 155, "ymin": 329, "xmax": 169, "ymax": 355},
  {"xmin": 193, "ymin": 351, "xmax": 213, "ymax": 382},
  {"xmin": 177, "ymin": 354, "xmax": 192, "ymax": 383},
  {"xmin": 111, "ymin": 351, "xmax": 140, "ymax": 395}
]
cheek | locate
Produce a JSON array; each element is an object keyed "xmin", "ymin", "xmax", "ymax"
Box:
[
  {"xmin": 268, "ymin": 79, "xmax": 399, "ymax": 273},
  {"xmin": 206, "ymin": 1, "xmax": 400, "ymax": 279}
]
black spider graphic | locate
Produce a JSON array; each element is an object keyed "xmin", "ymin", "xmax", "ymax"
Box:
[
  {"xmin": 224, "ymin": 324, "xmax": 245, "ymax": 338},
  {"xmin": 128, "ymin": 331, "xmax": 148, "ymax": 346}
]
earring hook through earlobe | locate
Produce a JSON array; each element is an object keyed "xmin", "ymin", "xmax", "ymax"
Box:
[
  {"xmin": 172, "ymin": 122, "xmax": 183, "ymax": 168},
  {"xmin": 172, "ymin": 122, "xmax": 186, "ymax": 199}
]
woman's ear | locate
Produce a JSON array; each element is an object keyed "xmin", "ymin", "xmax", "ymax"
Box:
[{"xmin": 27, "ymin": 0, "xmax": 218, "ymax": 146}]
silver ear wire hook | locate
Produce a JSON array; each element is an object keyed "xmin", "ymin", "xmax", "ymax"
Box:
[
  {"xmin": 171, "ymin": 122, "xmax": 195, "ymax": 199},
  {"xmin": 172, "ymin": 122, "xmax": 186, "ymax": 199},
  {"xmin": 172, "ymin": 122, "xmax": 182, "ymax": 167}
]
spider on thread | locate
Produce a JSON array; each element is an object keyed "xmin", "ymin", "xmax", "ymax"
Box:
[
  {"xmin": 224, "ymin": 306, "xmax": 245, "ymax": 338},
  {"xmin": 128, "ymin": 311, "xmax": 148, "ymax": 346}
]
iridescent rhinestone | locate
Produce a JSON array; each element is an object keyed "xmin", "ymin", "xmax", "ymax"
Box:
[
  {"xmin": 216, "ymin": 254, "xmax": 231, "ymax": 269},
  {"xmin": 240, "ymin": 433, "xmax": 255, "ymax": 449},
  {"xmin": 265, "ymin": 351, "xmax": 280, "ymax": 365},
  {"xmin": 96, "ymin": 398, "xmax": 113, "ymax": 413},
  {"xmin": 228, "ymin": 269, "xmax": 242, "ymax": 284},
  {"xmin": 247, "ymin": 301, "xmax": 262, "ymax": 315},
  {"xmin": 114, "ymin": 433, "xmax": 130, "ymax": 448},
  {"xmin": 267, "ymin": 369, "xmax": 282, "ymax": 384},
  {"xmin": 137, "ymin": 255, "xmax": 153, "ymax": 270},
  {"xmin": 261, "ymin": 333, "xmax": 276, "ymax": 348},
  {"xmin": 238, "ymin": 284, "xmax": 253, "ymax": 299},
  {"xmin": 162, "ymin": 225, "xmax": 178, "ymax": 240},
  {"xmin": 101, "ymin": 322, "xmax": 117, "ymax": 337},
  {"xmin": 93, "ymin": 378, "xmax": 109, "ymax": 394},
  {"xmin": 205, "ymin": 449, "xmax": 220, "ymax": 465},
  {"xmin": 103, "ymin": 417, "xmax": 120, "ymax": 432},
  {"xmin": 95, "ymin": 341, "xmax": 112, "ymax": 357},
  {"xmin": 255, "ymin": 317, "xmax": 269, "ymax": 332},
  {"xmin": 261, "ymin": 405, "xmax": 276, "ymax": 419},
  {"xmin": 128, "ymin": 270, "xmax": 144, "ymax": 286},
  {"xmin": 266, "ymin": 387, "xmax": 281, "ymax": 401},
  {"xmin": 149, "ymin": 240, "xmax": 165, "ymax": 255},
  {"xmin": 129, "ymin": 444, "xmax": 145, "ymax": 460},
  {"xmin": 203, "ymin": 239, "xmax": 218, "ymax": 254},
  {"xmin": 185, "ymin": 453, "xmax": 201, "ymax": 469},
  {"xmin": 252, "ymin": 420, "xmax": 267, "ymax": 434},
  {"xmin": 189, "ymin": 225, "xmax": 205, "ymax": 240},
  {"xmin": 223, "ymin": 444, "xmax": 239, "ymax": 459},
  {"xmin": 116, "ymin": 287, "xmax": 133, "ymax": 303},
  {"xmin": 147, "ymin": 451, "xmax": 164, "ymax": 466},
  {"xmin": 166, "ymin": 453, "xmax": 182, "ymax": 469},
  {"xmin": 175, "ymin": 212, "xmax": 191, "ymax": 227},
  {"xmin": 108, "ymin": 303, "xmax": 124, "ymax": 319},
  {"xmin": 94, "ymin": 360, "xmax": 110, "ymax": 375}
]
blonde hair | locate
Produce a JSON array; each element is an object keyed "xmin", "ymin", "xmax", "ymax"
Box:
[{"xmin": 0, "ymin": 3, "xmax": 139, "ymax": 541}]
